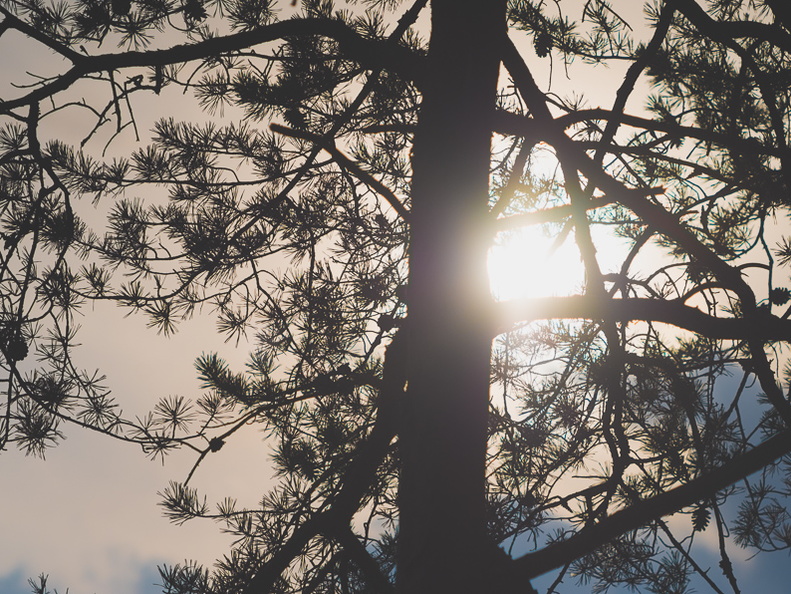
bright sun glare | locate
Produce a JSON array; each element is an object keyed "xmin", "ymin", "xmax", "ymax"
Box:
[
  {"xmin": 488, "ymin": 222, "xmax": 630, "ymax": 302},
  {"xmin": 488, "ymin": 224, "xmax": 586, "ymax": 301},
  {"xmin": 487, "ymin": 142, "xmax": 629, "ymax": 302}
]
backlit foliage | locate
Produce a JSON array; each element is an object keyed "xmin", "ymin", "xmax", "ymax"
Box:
[{"xmin": 3, "ymin": 1, "xmax": 791, "ymax": 592}]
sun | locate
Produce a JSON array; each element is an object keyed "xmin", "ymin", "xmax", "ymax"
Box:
[
  {"xmin": 488, "ymin": 219, "xmax": 631, "ymax": 302},
  {"xmin": 488, "ymin": 223, "xmax": 586, "ymax": 301},
  {"xmin": 487, "ymin": 141, "xmax": 629, "ymax": 302}
]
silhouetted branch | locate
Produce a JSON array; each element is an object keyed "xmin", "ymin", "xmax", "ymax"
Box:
[
  {"xmin": 0, "ymin": 6, "xmax": 83, "ymax": 62},
  {"xmin": 501, "ymin": 33, "xmax": 791, "ymax": 428},
  {"xmin": 493, "ymin": 189, "xmax": 663, "ymax": 232},
  {"xmin": 501, "ymin": 35, "xmax": 751, "ymax": 303},
  {"xmin": 270, "ymin": 123, "xmax": 411, "ymax": 221},
  {"xmin": 511, "ymin": 429, "xmax": 791, "ymax": 580},
  {"xmin": 243, "ymin": 333, "xmax": 405, "ymax": 593},
  {"xmin": 335, "ymin": 526, "xmax": 395, "ymax": 594},
  {"xmin": 0, "ymin": 17, "xmax": 425, "ymax": 113},
  {"xmin": 674, "ymin": 0, "xmax": 791, "ymax": 53},
  {"xmin": 495, "ymin": 295, "xmax": 791, "ymax": 342}
]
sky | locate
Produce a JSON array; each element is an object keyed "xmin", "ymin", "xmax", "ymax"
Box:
[
  {"xmin": 0, "ymin": 24, "xmax": 266, "ymax": 594},
  {"xmin": 0, "ymin": 303, "xmax": 271, "ymax": 594},
  {"xmin": 2, "ymin": 2, "xmax": 791, "ymax": 593}
]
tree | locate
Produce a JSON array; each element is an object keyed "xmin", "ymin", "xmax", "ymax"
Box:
[{"xmin": 3, "ymin": 0, "xmax": 791, "ymax": 592}]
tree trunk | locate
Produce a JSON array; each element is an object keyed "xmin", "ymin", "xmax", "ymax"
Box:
[{"xmin": 398, "ymin": 1, "xmax": 507, "ymax": 593}]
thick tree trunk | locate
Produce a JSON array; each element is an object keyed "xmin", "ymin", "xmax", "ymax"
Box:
[{"xmin": 398, "ymin": 1, "xmax": 506, "ymax": 593}]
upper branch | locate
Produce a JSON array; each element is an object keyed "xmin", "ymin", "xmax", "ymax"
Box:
[
  {"xmin": 0, "ymin": 17, "xmax": 425, "ymax": 113},
  {"xmin": 0, "ymin": 6, "xmax": 84, "ymax": 63},
  {"xmin": 500, "ymin": 35, "xmax": 754, "ymax": 306},
  {"xmin": 673, "ymin": 0, "xmax": 791, "ymax": 54}
]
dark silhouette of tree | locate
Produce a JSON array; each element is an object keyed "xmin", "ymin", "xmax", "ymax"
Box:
[{"xmin": 2, "ymin": 0, "xmax": 791, "ymax": 592}]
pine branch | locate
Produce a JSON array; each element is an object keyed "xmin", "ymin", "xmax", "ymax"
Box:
[
  {"xmin": 674, "ymin": 0, "xmax": 791, "ymax": 53},
  {"xmin": 0, "ymin": 17, "xmax": 425, "ymax": 113},
  {"xmin": 495, "ymin": 295, "xmax": 791, "ymax": 342},
  {"xmin": 501, "ymin": 32, "xmax": 791, "ymax": 426},
  {"xmin": 270, "ymin": 123, "xmax": 410, "ymax": 222},
  {"xmin": 243, "ymin": 332, "xmax": 405, "ymax": 593},
  {"xmin": 510, "ymin": 428, "xmax": 791, "ymax": 581}
]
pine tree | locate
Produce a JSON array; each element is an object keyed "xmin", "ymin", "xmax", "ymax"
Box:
[{"xmin": 2, "ymin": 0, "xmax": 791, "ymax": 592}]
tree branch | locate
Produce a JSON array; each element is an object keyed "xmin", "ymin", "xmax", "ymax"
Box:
[
  {"xmin": 0, "ymin": 17, "xmax": 425, "ymax": 113},
  {"xmin": 673, "ymin": 0, "xmax": 791, "ymax": 53},
  {"xmin": 500, "ymin": 35, "xmax": 753, "ymax": 305},
  {"xmin": 510, "ymin": 429, "xmax": 791, "ymax": 580},
  {"xmin": 334, "ymin": 526, "xmax": 395, "ymax": 594},
  {"xmin": 0, "ymin": 6, "xmax": 83, "ymax": 63},
  {"xmin": 243, "ymin": 332, "xmax": 406, "ymax": 593},
  {"xmin": 270, "ymin": 123, "xmax": 411, "ymax": 222},
  {"xmin": 492, "ymin": 188, "xmax": 664, "ymax": 233},
  {"xmin": 495, "ymin": 294, "xmax": 791, "ymax": 341}
]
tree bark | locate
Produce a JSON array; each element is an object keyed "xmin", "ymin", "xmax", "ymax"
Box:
[{"xmin": 397, "ymin": 1, "xmax": 506, "ymax": 593}]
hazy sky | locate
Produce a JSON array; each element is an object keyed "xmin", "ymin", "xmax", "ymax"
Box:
[
  {"xmin": 0, "ymin": 23, "xmax": 264, "ymax": 592},
  {"xmin": 0, "ymin": 302, "xmax": 270, "ymax": 594}
]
